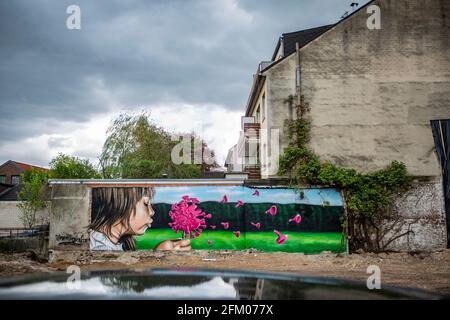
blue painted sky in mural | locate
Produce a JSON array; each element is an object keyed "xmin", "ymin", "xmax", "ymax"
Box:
[{"xmin": 152, "ymin": 186, "xmax": 343, "ymax": 206}]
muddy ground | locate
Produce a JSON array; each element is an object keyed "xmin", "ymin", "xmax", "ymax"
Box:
[{"xmin": 0, "ymin": 249, "xmax": 449, "ymax": 296}]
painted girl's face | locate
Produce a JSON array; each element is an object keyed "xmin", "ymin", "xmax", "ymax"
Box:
[{"xmin": 129, "ymin": 196, "xmax": 154, "ymax": 235}]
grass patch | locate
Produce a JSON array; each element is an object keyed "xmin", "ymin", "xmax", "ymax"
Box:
[{"xmin": 135, "ymin": 229, "xmax": 344, "ymax": 254}]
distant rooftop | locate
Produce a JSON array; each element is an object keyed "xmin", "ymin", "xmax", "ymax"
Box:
[
  {"xmin": 271, "ymin": 24, "xmax": 334, "ymax": 61},
  {"xmin": 0, "ymin": 160, "xmax": 48, "ymax": 172}
]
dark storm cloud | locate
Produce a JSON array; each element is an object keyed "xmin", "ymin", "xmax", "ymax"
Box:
[{"xmin": 0, "ymin": 0, "xmax": 369, "ymax": 162}]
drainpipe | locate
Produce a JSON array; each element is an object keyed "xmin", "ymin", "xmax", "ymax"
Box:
[{"xmin": 295, "ymin": 42, "xmax": 302, "ymax": 120}]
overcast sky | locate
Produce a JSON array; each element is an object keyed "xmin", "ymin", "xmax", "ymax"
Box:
[{"xmin": 0, "ymin": 0, "xmax": 369, "ymax": 168}]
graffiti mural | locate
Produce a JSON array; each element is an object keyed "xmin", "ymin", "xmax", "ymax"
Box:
[{"xmin": 90, "ymin": 185, "xmax": 345, "ymax": 253}]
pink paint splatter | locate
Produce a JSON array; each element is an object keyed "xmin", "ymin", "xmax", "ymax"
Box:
[
  {"xmin": 235, "ymin": 200, "xmax": 244, "ymax": 208},
  {"xmin": 221, "ymin": 222, "xmax": 229, "ymax": 230},
  {"xmin": 252, "ymin": 190, "xmax": 260, "ymax": 196},
  {"xmin": 288, "ymin": 214, "xmax": 302, "ymax": 224},
  {"xmin": 233, "ymin": 231, "xmax": 241, "ymax": 238},
  {"xmin": 210, "ymin": 225, "xmax": 217, "ymax": 230},
  {"xmin": 274, "ymin": 230, "xmax": 288, "ymax": 245},
  {"xmin": 219, "ymin": 195, "xmax": 228, "ymax": 203},
  {"xmin": 265, "ymin": 205, "xmax": 277, "ymax": 216},
  {"xmin": 168, "ymin": 195, "xmax": 211, "ymax": 239},
  {"xmin": 251, "ymin": 222, "xmax": 261, "ymax": 230}
]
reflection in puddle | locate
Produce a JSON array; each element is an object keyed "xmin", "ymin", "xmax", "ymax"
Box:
[{"xmin": 0, "ymin": 270, "xmax": 441, "ymax": 300}]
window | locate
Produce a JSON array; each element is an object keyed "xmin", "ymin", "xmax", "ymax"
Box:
[
  {"xmin": 11, "ymin": 175, "xmax": 20, "ymax": 185},
  {"xmin": 0, "ymin": 175, "xmax": 5, "ymax": 184},
  {"xmin": 256, "ymin": 105, "xmax": 260, "ymax": 123}
]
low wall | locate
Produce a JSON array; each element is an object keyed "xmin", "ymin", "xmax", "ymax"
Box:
[
  {"xmin": 386, "ymin": 179, "xmax": 447, "ymax": 251},
  {"xmin": 48, "ymin": 184, "xmax": 90, "ymax": 250},
  {"xmin": 0, "ymin": 236, "xmax": 47, "ymax": 253},
  {"xmin": 47, "ymin": 179, "xmax": 448, "ymax": 253},
  {"xmin": 0, "ymin": 201, "xmax": 50, "ymax": 229},
  {"xmin": 48, "ymin": 180, "xmax": 345, "ymax": 254}
]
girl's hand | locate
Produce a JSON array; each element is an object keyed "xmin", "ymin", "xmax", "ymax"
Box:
[{"xmin": 155, "ymin": 239, "xmax": 191, "ymax": 251}]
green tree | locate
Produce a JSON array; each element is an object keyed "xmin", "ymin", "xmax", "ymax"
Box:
[
  {"xmin": 99, "ymin": 112, "xmax": 216, "ymax": 178},
  {"xmin": 49, "ymin": 153, "xmax": 100, "ymax": 179},
  {"xmin": 17, "ymin": 169, "xmax": 49, "ymax": 228}
]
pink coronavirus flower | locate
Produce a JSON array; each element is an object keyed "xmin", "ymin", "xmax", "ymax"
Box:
[
  {"xmin": 289, "ymin": 214, "xmax": 302, "ymax": 224},
  {"xmin": 252, "ymin": 190, "xmax": 259, "ymax": 196},
  {"xmin": 168, "ymin": 196, "xmax": 211, "ymax": 239},
  {"xmin": 221, "ymin": 222, "xmax": 229, "ymax": 230},
  {"xmin": 235, "ymin": 200, "xmax": 244, "ymax": 208},
  {"xmin": 210, "ymin": 225, "xmax": 217, "ymax": 230},
  {"xmin": 219, "ymin": 195, "xmax": 228, "ymax": 203},
  {"xmin": 274, "ymin": 230, "xmax": 288, "ymax": 245},
  {"xmin": 233, "ymin": 231, "xmax": 241, "ymax": 238},
  {"xmin": 251, "ymin": 222, "xmax": 261, "ymax": 230},
  {"xmin": 265, "ymin": 205, "xmax": 277, "ymax": 216}
]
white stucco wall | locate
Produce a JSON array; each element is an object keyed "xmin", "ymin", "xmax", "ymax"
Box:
[{"xmin": 0, "ymin": 201, "xmax": 50, "ymax": 229}]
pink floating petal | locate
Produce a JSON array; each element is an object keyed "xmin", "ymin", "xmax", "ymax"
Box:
[
  {"xmin": 252, "ymin": 190, "xmax": 260, "ymax": 196},
  {"xmin": 233, "ymin": 231, "xmax": 241, "ymax": 238},
  {"xmin": 235, "ymin": 200, "xmax": 244, "ymax": 208},
  {"xmin": 288, "ymin": 214, "xmax": 302, "ymax": 224},
  {"xmin": 205, "ymin": 213, "xmax": 212, "ymax": 219},
  {"xmin": 265, "ymin": 205, "xmax": 277, "ymax": 216},
  {"xmin": 207, "ymin": 240, "xmax": 212, "ymax": 246},
  {"xmin": 219, "ymin": 195, "xmax": 228, "ymax": 203},
  {"xmin": 221, "ymin": 222, "xmax": 229, "ymax": 230},
  {"xmin": 274, "ymin": 230, "xmax": 288, "ymax": 245},
  {"xmin": 210, "ymin": 225, "xmax": 216, "ymax": 230},
  {"xmin": 251, "ymin": 222, "xmax": 261, "ymax": 230}
]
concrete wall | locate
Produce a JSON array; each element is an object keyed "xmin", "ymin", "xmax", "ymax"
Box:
[
  {"xmin": 387, "ymin": 179, "xmax": 447, "ymax": 251},
  {"xmin": 261, "ymin": 55, "xmax": 297, "ymax": 178},
  {"xmin": 48, "ymin": 184, "xmax": 90, "ymax": 249},
  {"xmin": 0, "ymin": 201, "xmax": 50, "ymax": 228},
  {"xmin": 300, "ymin": 0, "xmax": 450, "ymax": 176},
  {"xmin": 46, "ymin": 179, "xmax": 447, "ymax": 252}
]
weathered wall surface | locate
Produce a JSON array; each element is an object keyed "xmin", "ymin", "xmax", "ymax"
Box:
[
  {"xmin": 48, "ymin": 184, "xmax": 90, "ymax": 250},
  {"xmin": 300, "ymin": 0, "xmax": 450, "ymax": 176},
  {"xmin": 386, "ymin": 179, "xmax": 447, "ymax": 251},
  {"xmin": 0, "ymin": 201, "xmax": 50, "ymax": 228},
  {"xmin": 262, "ymin": 54, "xmax": 297, "ymax": 178},
  {"xmin": 47, "ymin": 180, "xmax": 447, "ymax": 252}
]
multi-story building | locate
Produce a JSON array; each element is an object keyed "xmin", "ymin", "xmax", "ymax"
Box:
[{"xmin": 227, "ymin": 0, "xmax": 450, "ymax": 250}]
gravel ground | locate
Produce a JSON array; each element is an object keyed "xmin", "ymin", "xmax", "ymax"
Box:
[{"xmin": 0, "ymin": 249, "xmax": 449, "ymax": 296}]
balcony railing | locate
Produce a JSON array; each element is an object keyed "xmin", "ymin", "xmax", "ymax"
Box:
[{"xmin": 243, "ymin": 165, "xmax": 261, "ymax": 179}]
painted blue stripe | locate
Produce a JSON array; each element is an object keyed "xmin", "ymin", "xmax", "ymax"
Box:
[{"xmin": 152, "ymin": 186, "xmax": 343, "ymax": 206}]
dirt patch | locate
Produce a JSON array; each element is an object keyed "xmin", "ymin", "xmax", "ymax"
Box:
[{"xmin": 1, "ymin": 250, "xmax": 449, "ymax": 296}]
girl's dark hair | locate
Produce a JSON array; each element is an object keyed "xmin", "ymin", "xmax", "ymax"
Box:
[{"xmin": 89, "ymin": 187, "xmax": 155, "ymax": 251}]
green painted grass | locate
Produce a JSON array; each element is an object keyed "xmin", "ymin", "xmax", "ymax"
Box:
[{"xmin": 135, "ymin": 229, "xmax": 345, "ymax": 254}]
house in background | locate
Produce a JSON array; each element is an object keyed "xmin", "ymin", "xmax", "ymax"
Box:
[
  {"xmin": 0, "ymin": 160, "xmax": 49, "ymax": 229},
  {"xmin": 227, "ymin": 0, "xmax": 450, "ymax": 250},
  {"xmin": 0, "ymin": 160, "xmax": 48, "ymax": 201},
  {"xmin": 225, "ymin": 116, "xmax": 261, "ymax": 179},
  {"xmin": 0, "ymin": 160, "xmax": 48, "ymax": 186}
]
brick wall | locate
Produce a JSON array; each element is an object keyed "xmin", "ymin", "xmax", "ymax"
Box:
[{"xmin": 0, "ymin": 162, "xmax": 23, "ymax": 185}]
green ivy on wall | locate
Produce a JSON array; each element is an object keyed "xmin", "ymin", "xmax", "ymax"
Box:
[{"xmin": 279, "ymin": 95, "xmax": 413, "ymax": 252}]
